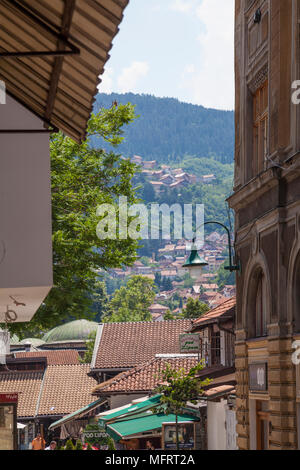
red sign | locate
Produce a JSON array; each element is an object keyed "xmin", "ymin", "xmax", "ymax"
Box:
[{"xmin": 0, "ymin": 393, "xmax": 18, "ymax": 403}]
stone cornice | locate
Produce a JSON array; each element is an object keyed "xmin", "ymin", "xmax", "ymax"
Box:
[{"xmin": 227, "ymin": 167, "xmax": 279, "ymax": 211}]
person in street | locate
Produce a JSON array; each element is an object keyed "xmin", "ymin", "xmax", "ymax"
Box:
[
  {"xmin": 45, "ymin": 441, "xmax": 57, "ymax": 451},
  {"xmin": 146, "ymin": 440, "xmax": 155, "ymax": 450},
  {"xmin": 31, "ymin": 432, "xmax": 46, "ymax": 450}
]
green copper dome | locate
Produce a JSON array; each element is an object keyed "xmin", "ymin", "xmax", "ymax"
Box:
[
  {"xmin": 42, "ymin": 319, "xmax": 98, "ymax": 344},
  {"xmin": 19, "ymin": 338, "xmax": 45, "ymax": 347}
]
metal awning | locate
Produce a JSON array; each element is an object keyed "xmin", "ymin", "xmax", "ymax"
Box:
[
  {"xmin": 17, "ymin": 422, "xmax": 27, "ymax": 429},
  {"xmin": 49, "ymin": 397, "xmax": 107, "ymax": 430},
  {"xmin": 106, "ymin": 413, "xmax": 199, "ymax": 442},
  {"xmin": 98, "ymin": 395, "xmax": 161, "ymax": 427},
  {"xmin": 0, "ymin": 0, "xmax": 129, "ymax": 142}
]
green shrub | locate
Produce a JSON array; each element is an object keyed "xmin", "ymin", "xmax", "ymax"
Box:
[
  {"xmin": 65, "ymin": 439, "xmax": 75, "ymax": 450},
  {"xmin": 107, "ymin": 438, "xmax": 116, "ymax": 450},
  {"xmin": 75, "ymin": 440, "xmax": 83, "ymax": 450}
]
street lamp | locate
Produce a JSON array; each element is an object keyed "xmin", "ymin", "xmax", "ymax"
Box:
[
  {"xmin": 183, "ymin": 246, "xmax": 208, "ymax": 279},
  {"xmin": 183, "ymin": 221, "xmax": 240, "ymax": 279}
]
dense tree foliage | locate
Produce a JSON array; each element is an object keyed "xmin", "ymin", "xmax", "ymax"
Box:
[
  {"xmin": 11, "ymin": 104, "xmax": 140, "ymax": 337},
  {"xmin": 90, "ymin": 281, "xmax": 109, "ymax": 322},
  {"xmin": 181, "ymin": 298, "xmax": 210, "ymax": 319},
  {"xmin": 214, "ymin": 262, "xmax": 236, "ymax": 288},
  {"xmin": 79, "ymin": 331, "xmax": 96, "ymax": 364},
  {"xmin": 102, "ymin": 275, "xmax": 156, "ymax": 323}
]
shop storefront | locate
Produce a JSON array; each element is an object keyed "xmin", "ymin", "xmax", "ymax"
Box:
[
  {"xmin": 0, "ymin": 393, "xmax": 18, "ymax": 450},
  {"xmin": 105, "ymin": 413, "xmax": 200, "ymax": 450},
  {"xmin": 98, "ymin": 396, "xmax": 201, "ymax": 450},
  {"xmin": 48, "ymin": 397, "xmax": 107, "ymax": 445},
  {"xmin": 248, "ymin": 363, "xmax": 270, "ymax": 450}
]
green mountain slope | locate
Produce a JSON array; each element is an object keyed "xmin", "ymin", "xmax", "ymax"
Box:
[{"xmin": 93, "ymin": 93, "xmax": 234, "ymax": 164}]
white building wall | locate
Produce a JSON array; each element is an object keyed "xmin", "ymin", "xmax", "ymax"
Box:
[
  {"xmin": 0, "ymin": 95, "xmax": 52, "ymax": 323},
  {"xmin": 109, "ymin": 394, "xmax": 146, "ymax": 410},
  {"xmin": 220, "ymin": 330, "xmax": 226, "ymax": 366},
  {"xmin": 225, "ymin": 408, "xmax": 238, "ymax": 450},
  {"xmin": 207, "ymin": 400, "xmax": 227, "ymax": 450}
]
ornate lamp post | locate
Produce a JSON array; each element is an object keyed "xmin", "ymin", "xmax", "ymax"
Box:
[{"xmin": 183, "ymin": 221, "xmax": 240, "ymax": 279}]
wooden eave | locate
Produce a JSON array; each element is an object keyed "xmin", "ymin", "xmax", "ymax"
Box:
[{"xmin": 0, "ymin": 0, "xmax": 129, "ymax": 142}]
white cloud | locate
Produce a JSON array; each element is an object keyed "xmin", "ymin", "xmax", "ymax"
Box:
[
  {"xmin": 183, "ymin": 64, "xmax": 196, "ymax": 75},
  {"xmin": 151, "ymin": 4, "xmax": 162, "ymax": 12},
  {"xmin": 117, "ymin": 61, "xmax": 150, "ymax": 93},
  {"xmin": 180, "ymin": 0, "xmax": 234, "ymax": 110},
  {"xmin": 170, "ymin": 0, "xmax": 201, "ymax": 13},
  {"xmin": 97, "ymin": 66, "xmax": 114, "ymax": 94}
]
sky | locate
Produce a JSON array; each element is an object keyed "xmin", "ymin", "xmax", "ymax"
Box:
[{"xmin": 97, "ymin": 0, "xmax": 235, "ymax": 111}]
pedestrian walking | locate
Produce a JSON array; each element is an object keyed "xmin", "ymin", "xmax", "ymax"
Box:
[{"xmin": 31, "ymin": 433, "xmax": 46, "ymax": 450}]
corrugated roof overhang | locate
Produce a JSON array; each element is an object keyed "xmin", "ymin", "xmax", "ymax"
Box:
[
  {"xmin": 0, "ymin": 0, "xmax": 129, "ymax": 142},
  {"xmin": 49, "ymin": 397, "xmax": 107, "ymax": 430}
]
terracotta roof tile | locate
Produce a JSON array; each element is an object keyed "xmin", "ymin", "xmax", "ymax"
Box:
[
  {"xmin": 92, "ymin": 319, "xmax": 193, "ymax": 370},
  {"xmin": 0, "ymin": 364, "xmax": 97, "ymax": 419},
  {"xmin": 0, "ymin": 371, "xmax": 43, "ymax": 418},
  {"xmin": 149, "ymin": 304, "xmax": 169, "ymax": 311},
  {"xmin": 203, "ymin": 385, "xmax": 235, "ymax": 398},
  {"xmin": 92, "ymin": 357, "xmax": 200, "ymax": 394},
  {"xmin": 191, "ymin": 297, "xmax": 236, "ymax": 330},
  {"xmin": 15, "ymin": 350, "xmax": 80, "ymax": 365},
  {"xmin": 37, "ymin": 364, "xmax": 96, "ymax": 417}
]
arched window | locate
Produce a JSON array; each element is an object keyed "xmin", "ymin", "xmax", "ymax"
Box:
[
  {"xmin": 247, "ymin": 267, "xmax": 268, "ymax": 339},
  {"xmin": 255, "ymin": 272, "xmax": 267, "ymax": 338}
]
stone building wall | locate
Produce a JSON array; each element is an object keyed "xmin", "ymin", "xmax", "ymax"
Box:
[{"xmin": 229, "ymin": 0, "xmax": 300, "ymax": 450}]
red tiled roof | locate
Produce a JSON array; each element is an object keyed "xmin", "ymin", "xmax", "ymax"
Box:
[
  {"xmin": 0, "ymin": 364, "xmax": 96, "ymax": 418},
  {"xmin": 92, "ymin": 357, "xmax": 200, "ymax": 395},
  {"xmin": 38, "ymin": 364, "xmax": 96, "ymax": 417},
  {"xmin": 191, "ymin": 297, "xmax": 236, "ymax": 330},
  {"xmin": 0, "ymin": 371, "xmax": 44, "ymax": 418},
  {"xmin": 15, "ymin": 350, "xmax": 80, "ymax": 365},
  {"xmin": 92, "ymin": 319, "xmax": 193, "ymax": 370}
]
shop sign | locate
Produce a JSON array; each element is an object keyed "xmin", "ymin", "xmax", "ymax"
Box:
[
  {"xmin": 83, "ymin": 431, "xmax": 110, "ymax": 439},
  {"xmin": 179, "ymin": 334, "xmax": 200, "ymax": 353},
  {"xmin": 0, "ymin": 393, "xmax": 18, "ymax": 403},
  {"xmin": 249, "ymin": 363, "xmax": 268, "ymax": 392},
  {"xmin": 83, "ymin": 424, "xmax": 112, "ymax": 449}
]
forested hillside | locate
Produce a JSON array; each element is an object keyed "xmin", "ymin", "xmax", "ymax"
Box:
[
  {"xmin": 91, "ymin": 92, "xmax": 235, "ymax": 259},
  {"xmin": 93, "ymin": 93, "xmax": 234, "ymax": 164}
]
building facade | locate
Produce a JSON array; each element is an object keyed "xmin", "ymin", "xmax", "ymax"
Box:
[
  {"xmin": 229, "ymin": 0, "xmax": 300, "ymax": 450},
  {"xmin": 190, "ymin": 298, "xmax": 236, "ymax": 369}
]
